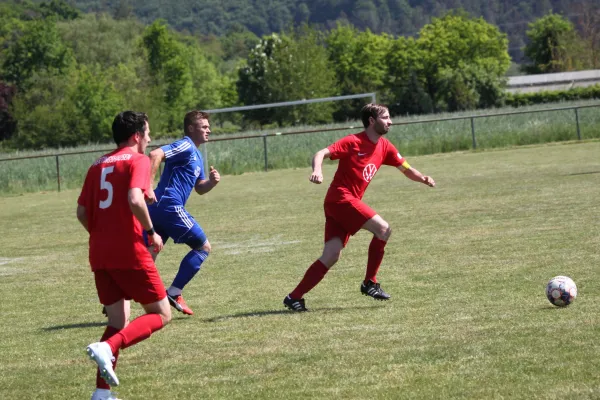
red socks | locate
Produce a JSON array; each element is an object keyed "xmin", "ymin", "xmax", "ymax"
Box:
[
  {"xmin": 365, "ymin": 237, "xmax": 387, "ymax": 283},
  {"xmin": 105, "ymin": 314, "xmax": 164, "ymax": 353},
  {"xmin": 289, "ymin": 260, "xmax": 329, "ymax": 299},
  {"xmin": 289, "ymin": 237, "xmax": 387, "ymax": 300}
]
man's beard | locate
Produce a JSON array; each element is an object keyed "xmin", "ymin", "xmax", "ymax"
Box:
[{"xmin": 375, "ymin": 123, "xmax": 388, "ymax": 136}]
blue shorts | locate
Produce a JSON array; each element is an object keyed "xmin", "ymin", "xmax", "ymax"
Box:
[{"xmin": 148, "ymin": 205, "xmax": 207, "ymax": 249}]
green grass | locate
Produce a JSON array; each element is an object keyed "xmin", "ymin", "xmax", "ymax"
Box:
[
  {"xmin": 1, "ymin": 141, "xmax": 599, "ymax": 399},
  {"xmin": 1, "ymin": 100, "xmax": 599, "ymax": 195}
]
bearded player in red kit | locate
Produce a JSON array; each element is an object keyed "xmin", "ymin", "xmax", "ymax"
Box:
[
  {"xmin": 283, "ymin": 103, "xmax": 436, "ymax": 312},
  {"xmin": 77, "ymin": 111, "xmax": 171, "ymax": 400}
]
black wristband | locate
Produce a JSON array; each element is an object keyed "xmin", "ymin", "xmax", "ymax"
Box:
[{"xmin": 146, "ymin": 227, "xmax": 155, "ymax": 235}]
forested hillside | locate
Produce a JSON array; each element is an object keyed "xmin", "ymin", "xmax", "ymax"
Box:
[
  {"xmin": 21, "ymin": 0, "xmax": 590, "ymax": 61},
  {"xmin": 0, "ymin": 0, "xmax": 598, "ymax": 150}
]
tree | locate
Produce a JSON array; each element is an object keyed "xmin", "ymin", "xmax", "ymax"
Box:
[
  {"xmin": 142, "ymin": 20, "xmax": 195, "ymax": 131},
  {"xmin": 237, "ymin": 34, "xmax": 281, "ymax": 126},
  {"xmin": 575, "ymin": 1, "xmax": 600, "ymax": 68},
  {"xmin": 9, "ymin": 69, "xmax": 80, "ymax": 149},
  {"xmin": 267, "ymin": 25, "xmax": 337, "ymax": 126},
  {"xmin": 326, "ymin": 23, "xmax": 393, "ymax": 120},
  {"xmin": 70, "ymin": 64, "xmax": 124, "ymax": 143},
  {"xmin": 221, "ymin": 25, "xmax": 260, "ymax": 63},
  {"xmin": 142, "ymin": 20, "xmax": 227, "ymax": 132},
  {"xmin": 39, "ymin": 0, "xmax": 80, "ymax": 20},
  {"xmin": 113, "ymin": 0, "xmax": 133, "ymax": 20},
  {"xmin": 386, "ymin": 36, "xmax": 433, "ymax": 115},
  {"xmin": 2, "ymin": 18, "xmax": 74, "ymax": 90},
  {"xmin": 415, "ymin": 11, "xmax": 510, "ymax": 111},
  {"xmin": 522, "ymin": 13, "xmax": 578, "ymax": 73},
  {"xmin": 0, "ymin": 82, "xmax": 17, "ymax": 141},
  {"xmin": 237, "ymin": 26, "xmax": 337, "ymax": 127},
  {"xmin": 58, "ymin": 13, "xmax": 146, "ymax": 68}
]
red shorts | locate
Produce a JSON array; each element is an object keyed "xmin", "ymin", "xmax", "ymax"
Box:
[
  {"xmin": 324, "ymin": 198, "xmax": 376, "ymax": 247},
  {"xmin": 94, "ymin": 265, "xmax": 166, "ymax": 306}
]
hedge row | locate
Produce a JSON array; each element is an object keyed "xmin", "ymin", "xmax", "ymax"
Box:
[{"xmin": 506, "ymin": 84, "xmax": 600, "ymax": 107}]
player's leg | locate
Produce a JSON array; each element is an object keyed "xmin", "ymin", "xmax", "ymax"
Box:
[
  {"xmin": 285, "ymin": 237, "xmax": 344, "ymax": 310},
  {"xmin": 284, "ymin": 213, "xmax": 349, "ymax": 311},
  {"xmin": 87, "ymin": 271, "xmax": 128, "ymax": 389},
  {"xmin": 89, "ymin": 267, "xmax": 170, "ymax": 390},
  {"xmin": 166, "ymin": 217, "xmax": 209, "ymax": 316},
  {"xmin": 361, "ymin": 214, "xmax": 392, "ymax": 282},
  {"xmin": 360, "ymin": 214, "xmax": 392, "ymax": 300},
  {"xmin": 103, "ymin": 266, "xmax": 170, "ymax": 350},
  {"xmin": 104, "ymin": 296, "xmax": 170, "ymax": 351}
]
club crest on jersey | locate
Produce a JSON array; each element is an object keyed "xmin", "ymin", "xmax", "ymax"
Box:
[
  {"xmin": 194, "ymin": 166, "xmax": 201, "ymax": 177},
  {"xmin": 363, "ymin": 164, "xmax": 377, "ymax": 182}
]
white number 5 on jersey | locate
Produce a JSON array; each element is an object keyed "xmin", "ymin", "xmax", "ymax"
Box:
[{"xmin": 99, "ymin": 166, "xmax": 114, "ymax": 209}]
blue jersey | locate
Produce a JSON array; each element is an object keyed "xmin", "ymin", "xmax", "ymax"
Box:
[{"xmin": 152, "ymin": 136, "xmax": 205, "ymax": 208}]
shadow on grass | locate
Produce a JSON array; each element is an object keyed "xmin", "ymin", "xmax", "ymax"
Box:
[
  {"xmin": 42, "ymin": 322, "xmax": 107, "ymax": 331},
  {"xmin": 538, "ymin": 305, "xmax": 572, "ymax": 311},
  {"xmin": 42, "ymin": 314, "xmax": 192, "ymax": 331},
  {"xmin": 204, "ymin": 304, "xmax": 384, "ymax": 322},
  {"xmin": 566, "ymin": 171, "xmax": 600, "ymax": 176}
]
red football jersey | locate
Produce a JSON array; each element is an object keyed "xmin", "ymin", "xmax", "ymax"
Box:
[
  {"xmin": 77, "ymin": 147, "xmax": 153, "ymax": 271},
  {"xmin": 325, "ymin": 131, "xmax": 405, "ymax": 202}
]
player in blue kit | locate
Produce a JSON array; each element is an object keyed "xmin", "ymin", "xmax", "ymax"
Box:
[{"xmin": 145, "ymin": 110, "xmax": 220, "ymax": 315}]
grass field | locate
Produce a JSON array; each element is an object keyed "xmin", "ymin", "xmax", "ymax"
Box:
[
  {"xmin": 1, "ymin": 100, "xmax": 599, "ymax": 195},
  {"xmin": 1, "ymin": 141, "xmax": 600, "ymax": 399}
]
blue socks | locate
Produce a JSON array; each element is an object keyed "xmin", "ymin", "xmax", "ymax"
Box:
[{"xmin": 171, "ymin": 249, "xmax": 209, "ymax": 290}]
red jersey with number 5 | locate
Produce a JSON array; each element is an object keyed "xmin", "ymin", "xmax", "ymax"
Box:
[
  {"xmin": 77, "ymin": 147, "xmax": 152, "ymax": 271},
  {"xmin": 325, "ymin": 131, "xmax": 406, "ymax": 203}
]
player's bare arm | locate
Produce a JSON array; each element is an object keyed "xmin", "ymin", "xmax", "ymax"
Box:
[
  {"xmin": 398, "ymin": 163, "xmax": 436, "ymax": 187},
  {"xmin": 146, "ymin": 148, "xmax": 166, "ymax": 204},
  {"xmin": 76, "ymin": 204, "xmax": 89, "ymax": 232},
  {"xmin": 310, "ymin": 148, "xmax": 331, "ymax": 184},
  {"xmin": 195, "ymin": 165, "xmax": 220, "ymax": 195},
  {"xmin": 128, "ymin": 187, "xmax": 164, "ymax": 253}
]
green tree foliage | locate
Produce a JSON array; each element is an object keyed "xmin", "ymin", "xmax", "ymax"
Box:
[
  {"xmin": 237, "ymin": 26, "xmax": 337, "ymax": 127},
  {"xmin": 0, "ymin": 82, "xmax": 17, "ymax": 141},
  {"xmin": 39, "ymin": 0, "xmax": 81, "ymax": 20},
  {"xmin": 268, "ymin": 25, "xmax": 337, "ymax": 126},
  {"xmin": 142, "ymin": 20, "xmax": 220, "ymax": 132},
  {"xmin": 10, "ymin": 64, "xmax": 124, "ymax": 149},
  {"xmin": 0, "ymin": 4, "xmax": 230, "ymax": 148},
  {"xmin": 0, "ymin": 0, "xmax": 589, "ymax": 149},
  {"xmin": 2, "ymin": 18, "xmax": 74, "ymax": 90},
  {"xmin": 326, "ymin": 23, "xmax": 393, "ymax": 120},
  {"xmin": 69, "ymin": 64, "xmax": 124, "ymax": 143},
  {"xmin": 414, "ymin": 12, "xmax": 510, "ymax": 111},
  {"xmin": 386, "ymin": 36, "xmax": 433, "ymax": 115},
  {"xmin": 10, "ymin": 69, "xmax": 80, "ymax": 148},
  {"xmin": 385, "ymin": 12, "xmax": 509, "ymax": 115},
  {"xmin": 576, "ymin": 1, "xmax": 600, "ymax": 69},
  {"xmin": 237, "ymin": 34, "xmax": 279, "ymax": 126},
  {"xmin": 55, "ymin": 0, "xmax": 582, "ymax": 64},
  {"xmin": 185, "ymin": 38, "xmax": 227, "ymax": 110},
  {"xmin": 58, "ymin": 13, "xmax": 145, "ymax": 67},
  {"xmin": 220, "ymin": 25, "xmax": 260, "ymax": 64},
  {"xmin": 522, "ymin": 13, "xmax": 581, "ymax": 73}
]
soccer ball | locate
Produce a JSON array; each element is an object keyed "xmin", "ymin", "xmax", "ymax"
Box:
[{"xmin": 546, "ymin": 276, "xmax": 577, "ymax": 307}]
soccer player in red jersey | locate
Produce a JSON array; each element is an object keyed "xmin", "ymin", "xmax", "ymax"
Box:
[
  {"xmin": 283, "ymin": 103, "xmax": 436, "ymax": 311},
  {"xmin": 76, "ymin": 111, "xmax": 172, "ymax": 400}
]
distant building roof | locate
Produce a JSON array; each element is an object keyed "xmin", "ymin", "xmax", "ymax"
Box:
[{"xmin": 507, "ymin": 70, "xmax": 600, "ymax": 93}]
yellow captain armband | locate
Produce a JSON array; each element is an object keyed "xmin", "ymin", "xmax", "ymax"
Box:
[{"xmin": 401, "ymin": 160, "xmax": 411, "ymax": 170}]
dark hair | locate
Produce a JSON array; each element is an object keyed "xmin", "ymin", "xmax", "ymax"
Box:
[
  {"xmin": 112, "ymin": 111, "xmax": 148, "ymax": 144},
  {"xmin": 360, "ymin": 103, "xmax": 389, "ymax": 128},
  {"xmin": 184, "ymin": 110, "xmax": 210, "ymax": 133}
]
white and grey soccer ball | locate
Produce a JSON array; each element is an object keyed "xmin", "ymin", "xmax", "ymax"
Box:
[{"xmin": 546, "ymin": 276, "xmax": 577, "ymax": 307}]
